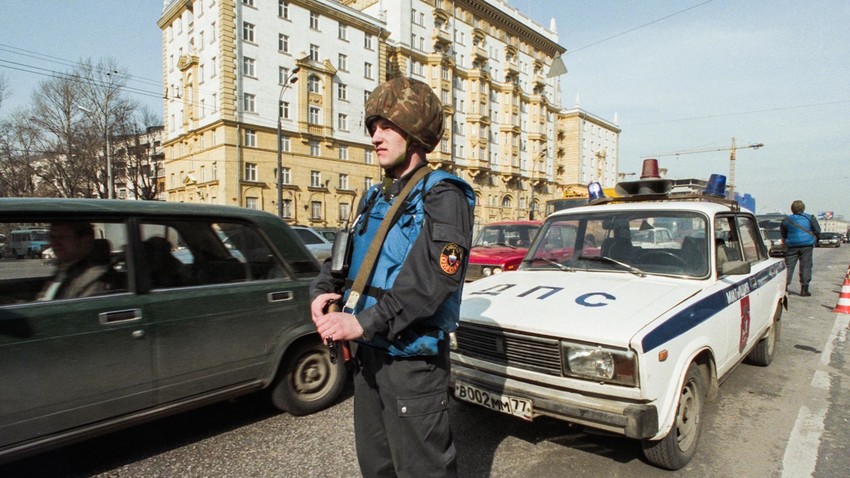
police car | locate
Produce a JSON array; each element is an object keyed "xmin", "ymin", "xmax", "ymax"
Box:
[{"xmin": 450, "ymin": 164, "xmax": 788, "ymax": 470}]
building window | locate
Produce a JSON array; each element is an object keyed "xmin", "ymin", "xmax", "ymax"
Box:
[
  {"xmin": 310, "ymin": 12, "xmax": 319, "ymax": 30},
  {"xmin": 210, "ymin": 56, "xmax": 217, "ymax": 77},
  {"xmin": 501, "ymin": 196, "xmax": 512, "ymax": 208},
  {"xmin": 244, "ymin": 162, "xmax": 258, "ymax": 181},
  {"xmin": 308, "ymin": 106, "xmax": 321, "ymax": 125},
  {"xmin": 279, "ymin": 67, "xmax": 289, "ymax": 85},
  {"xmin": 311, "ymin": 201, "xmax": 322, "ymax": 220},
  {"xmin": 338, "ymin": 145, "xmax": 348, "ymax": 160},
  {"xmin": 244, "ymin": 129, "xmax": 256, "ymax": 147},
  {"xmin": 337, "ymin": 113, "xmax": 348, "ymax": 131},
  {"xmin": 364, "ymin": 150, "xmax": 373, "ymax": 164},
  {"xmin": 243, "ymin": 93, "xmax": 256, "ymax": 112},
  {"xmin": 280, "ymin": 136, "xmax": 291, "ymax": 152},
  {"xmin": 310, "ymin": 140, "xmax": 320, "ymax": 156},
  {"xmin": 281, "ymin": 167, "xmax": 291, "ymax": 185},
  {"xmin": 338, "ymin": 53, "xmax": 348, "ymax": 71},
  {"xmin": 308, "ymin": 75, "xmax": 320, "ymax": 93},
  {"xmin": 242, "ymin": 0, "xmax": 254, "ymax": 6},
  {"xmin": 242, "ymin": 57, "xmax": 255, "ymax": 77},
  {"xmin": 339, "ymin": 173, "xmax": 349, "ymax": 190},
  {"xmin": 309, "ymin": 44, "xmax": 320, "ymax": 62},
  {"xmin": 338, "ymin": 23, "xmax": 347, "ymax": 40},
  {"xmin": 279, "ymin": 101, "xmax": 290, "ymax": 119},
  {"xmin": 364, "ymin": 34, "xmax": 373, "ymax": 50},
  {"xmin": 282, "ymin": 199, "xmax": 293, "ymax": 218},
  {"xmin": 278, "ymin": 34, "xmax": 289, "ymax": 52},
  {"xmin": 242, "ymin": 22, "xmax": 254, "ymax": 42},
  {"xmin": 365, "ymin": 177, "xmax": 374, "ymax": 189},
  {"xmin": 246, "ymin": 197, "xmax": 258, "ymax": 209},
  {"xmin": 310, "ymin": 170, "xmax": 321, "ymax": 188},
  {"xmin": 364, "ymin": 62, "xmax": 373, "ymax": 79},
  {"xmin": 337, "ymin": 83, "xmax": 347, "ymax": 100},
  {"xmin": 279, "ymin": 0, "xmax": 289, "ymax": 19},
  {"xmin": 339, "ymin": 203, "xmax": 351, "ymax": 221}
]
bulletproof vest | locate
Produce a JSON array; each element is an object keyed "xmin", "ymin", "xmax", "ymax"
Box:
[{"xmin": 345, "ymin": 170, "xmax": 474, "ymax": 357}]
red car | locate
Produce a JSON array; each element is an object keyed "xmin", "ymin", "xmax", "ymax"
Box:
[{"xmin": 465, "ymin": 220, "xmax": 541, "ymax": 281}]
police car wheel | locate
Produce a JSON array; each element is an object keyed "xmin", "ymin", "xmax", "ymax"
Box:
[
  {"xmin": 269, "ymin": 337, "xmax": 348, "ymax": 416},
  {"xmin": 641, "ymin": 362, "xmax": 705, "ymax": 470},
  {"xmin": 746, "ymin": 304, "xmax": 782, "ymax": 366}
]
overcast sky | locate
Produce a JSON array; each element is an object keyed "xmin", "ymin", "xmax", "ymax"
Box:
[{"xmin": 1, "ymin": 0, "xmax": 847, "ymax": 218}]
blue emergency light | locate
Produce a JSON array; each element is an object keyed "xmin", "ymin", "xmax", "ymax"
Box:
[
  {"xmin": 587, "ymin": 182, "xmax": 605, "ymax": 200},
  {"xmin": 703, "ymin": 174, "xmax": 727, "ymax": 197}
]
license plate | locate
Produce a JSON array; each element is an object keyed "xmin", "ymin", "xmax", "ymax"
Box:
[{"xmin": 454, "ymin": 381, "xmax": 533, "ymax": 421}]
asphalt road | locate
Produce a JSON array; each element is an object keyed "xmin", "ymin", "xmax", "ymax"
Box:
[{"xmin": 3, "ymin": 245, "xmax": 849, "ymax": 477}]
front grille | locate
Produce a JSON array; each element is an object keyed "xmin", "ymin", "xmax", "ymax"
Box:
[
  {"xmin": 455, "ymin": 324, "xmax": 563, "ymax": 376},
  {"xmin": 465, "ymin": 264, "xmax": 484, "ymax": 281}
]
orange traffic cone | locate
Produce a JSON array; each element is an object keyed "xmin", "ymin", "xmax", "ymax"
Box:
[{"xmin": 834, "ymin": 269, "xmax": 850, "ymax": 314}]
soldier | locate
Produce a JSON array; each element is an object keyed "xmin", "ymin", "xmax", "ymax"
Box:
[{"xmin": 310, "ymin": 76, "xmax": 475, "ymax": 477}]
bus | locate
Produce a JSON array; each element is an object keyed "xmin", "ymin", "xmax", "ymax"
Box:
[{"xmin": 7, "ymin": 227, "xmax": 50, "ymax": 259}]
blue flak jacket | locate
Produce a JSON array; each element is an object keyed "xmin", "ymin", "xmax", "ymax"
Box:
[
  {"xmin": 784, "ymin": 213, "xmax": 817, "ymax": 247},
  {"xmin": 345, "ymin": 170, "xmax": 475, "ymax": 357}
]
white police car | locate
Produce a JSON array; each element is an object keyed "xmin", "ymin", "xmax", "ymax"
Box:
[{"xmin": 450, "ymin": 165, "xmax": 788, "ymax": 470}]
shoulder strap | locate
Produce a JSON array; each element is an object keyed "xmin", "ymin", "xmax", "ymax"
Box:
[
  {"xmin": 785, "ymin": 215, "xmax": 816, "ymax": 238},
  {"xmin": 344, "ymin": 166, "xmax": 431, "ymax": 311}
]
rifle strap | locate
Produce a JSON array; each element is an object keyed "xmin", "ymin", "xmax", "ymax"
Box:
[{"xmin": 344, "ymin": 166, "xmax": 431, "ymax": 312}]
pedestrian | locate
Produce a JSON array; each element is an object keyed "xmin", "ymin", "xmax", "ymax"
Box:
[
  {"xmin": 310, "ymin": 76, "xmax": 475, "ymax": 477},
  {"xmin": 780, "ymin": 200, "xmax": 820, "ymax": 296}
]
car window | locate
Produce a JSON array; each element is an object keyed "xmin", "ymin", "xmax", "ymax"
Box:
[
  {"xmin": 0, "ymin": 220, "xmax": 129, "ymax": 305},
  {"xmin": 139, "ymin": 220, "xmax": 287, "ymax": 289},
  {"xmin": 293, "ymin": 228, "xmax": 324, "ymax": 245},
  {"xmin": 736, "ymin": 216, "xmax": 765, "ymax": 262}
]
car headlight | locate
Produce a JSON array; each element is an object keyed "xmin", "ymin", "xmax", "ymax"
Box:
[
  {"xmin": 482, "ymin": 267, "xmax": 503, "ymax": 277},
  {"xmin": 561, "ymin": 341, "xmax": 637, "ymax": 386}
]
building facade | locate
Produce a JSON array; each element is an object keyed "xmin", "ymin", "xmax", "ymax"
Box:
[{"xmin": 159, "ymin": 0, "xmax": 619, "ymax": 229}]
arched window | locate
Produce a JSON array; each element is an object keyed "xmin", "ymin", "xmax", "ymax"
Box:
[
  {"xmin": 308, "ymin": 75, "xmax": 320, "ymax": 93},
  {"xmin": 501, "ymin": 196, "xmax": 512, "ymax": 208}
]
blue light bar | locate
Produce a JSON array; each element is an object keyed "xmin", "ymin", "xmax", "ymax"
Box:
[{"xmin": 703, "ymin": 174, "xmax": 727, "ymax": 197}]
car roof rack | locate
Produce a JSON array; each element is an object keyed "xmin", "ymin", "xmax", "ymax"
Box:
[{"xmin": 588, "ymin": 193, "xmax": 741, "ymax": 211}]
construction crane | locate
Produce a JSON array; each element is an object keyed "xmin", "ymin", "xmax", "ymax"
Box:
[{"xmin": 643, "ymin": 138, "xmax": 764, "ymax": 197}]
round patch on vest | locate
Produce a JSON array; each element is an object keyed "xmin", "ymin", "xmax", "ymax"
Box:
[{"xmin": 439, "ymin": 243, "xmax": 463, "ymax": 275}]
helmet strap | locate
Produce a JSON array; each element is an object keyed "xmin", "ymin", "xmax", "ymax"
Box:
[{"xmin": 384, "ymin": 136, "xmax": 415, "ymax": 179}]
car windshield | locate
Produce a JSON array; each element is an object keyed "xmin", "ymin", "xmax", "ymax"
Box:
[
  {"xmin": 522, "ymin": 210, "xmax": 709, "ymax": 278},
  {"xmin": 473, "ymin": 224, "xmax": 540, "ymax": 248},
  {"xmin": 765, "ymin": 229, "xmax": 782, "ymax": 240}
]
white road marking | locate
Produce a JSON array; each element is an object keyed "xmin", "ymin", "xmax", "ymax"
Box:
[{"xmin": 781, "ymin": 314, "xmax": 849, "ymax": 477}]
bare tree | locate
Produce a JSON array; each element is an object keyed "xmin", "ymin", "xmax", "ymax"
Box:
[
  {"xmin": 117, "ymin": 106, "xmax": 163, "ymax": 200},
  {"xmin": 0, "ymin": 110, "xmax": 46, "ymax": 197},
  {"xmin": 75, "ymin": 58, "xmax": 138, "ymax": 199},
  {"xmin": 0, "ymin": 74, "xmax": 8, "ymax": 113}
]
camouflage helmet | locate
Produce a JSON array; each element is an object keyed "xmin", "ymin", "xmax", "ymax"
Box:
[{"xmin": 365, "ymin": 76, "xmax": 444, "ymax": 152}]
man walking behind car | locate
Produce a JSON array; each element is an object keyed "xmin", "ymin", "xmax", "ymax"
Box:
[
  {"xmin": 310, "ymin": 76, "xmax": 474, "ymax": 477},
  {"xmin": 781, "ymin": 200, "xmax": 820, "ymax": 296}
]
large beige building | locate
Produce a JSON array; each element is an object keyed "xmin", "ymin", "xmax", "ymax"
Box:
[{"xmin": 158, "ymin": 0, "xmax": 619, "ymax": 229}]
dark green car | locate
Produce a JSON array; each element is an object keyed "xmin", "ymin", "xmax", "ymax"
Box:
[{"xmin": 0, "ymin": 199, "xmax": 347, "ymax": 463}]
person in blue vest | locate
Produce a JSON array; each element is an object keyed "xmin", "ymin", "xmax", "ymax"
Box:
[
  {"xmin": 310, "ymin": 76, "xmax": 475, "ymax": 477},
  {"xmin": 780, "ymin": 200, "xmax": 820, "ymax": 296}
]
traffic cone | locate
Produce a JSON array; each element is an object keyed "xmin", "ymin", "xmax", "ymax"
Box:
[{"xmin": 833, "ymin": 268, "xmax": 850, "ymax": 314}]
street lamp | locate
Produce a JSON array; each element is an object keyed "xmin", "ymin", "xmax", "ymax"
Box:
[
  {"xmin": 77, "ymin": 105, "xmax": 113, "ymax": 199},
  {"xmin": 529, "ymin": 148, "xmax": 547, "ymax": 220},
  {"xmin": 276, "ymin": 67, "xmax": 300, "ymax": 218}
]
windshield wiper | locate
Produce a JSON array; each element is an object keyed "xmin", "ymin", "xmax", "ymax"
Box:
[
  {"xmin": 578, "ymin": 255, "xmax": 646, "ymax": 277},
  {"xmin": 522, "ymin": 257, "xmax": 575, "ymax": 272}
]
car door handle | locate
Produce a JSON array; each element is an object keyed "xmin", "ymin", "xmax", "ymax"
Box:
[
  {"xmin": 268, "ymin": 291, "xmax": 294, "ymax": 303},
  {"xmin": 98, "ymin": 308, "xmax": 142, "ymax": 325}
]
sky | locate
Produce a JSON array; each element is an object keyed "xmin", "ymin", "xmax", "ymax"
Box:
[{"xmin": 1, "ymin": 0, "xmax": 848, "ymax": 218}]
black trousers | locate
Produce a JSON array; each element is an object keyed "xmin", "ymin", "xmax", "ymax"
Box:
[
  {"xmin": 785, "ymin": 245, "xmax": 814, "ymax": 287},
  {"xmin": 353, "ymin": 341, "xmax": 457, "ymax": 478}
]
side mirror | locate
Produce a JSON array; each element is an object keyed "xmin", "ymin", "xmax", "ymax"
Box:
[{"xmin": 720, "ymin": 260, "xmax": 751, "ymax": 276}]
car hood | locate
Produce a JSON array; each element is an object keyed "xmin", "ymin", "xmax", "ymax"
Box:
[
  {"xmin": 469, "ymin": 246, "xmax": 527, "ymax": 264},
  {"xmin": 460, "ymin": 270, "xmax": 703, "ymax": 347}
]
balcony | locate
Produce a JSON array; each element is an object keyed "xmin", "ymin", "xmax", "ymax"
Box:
[{"xmin": 432, "ymin": 28, "xmax": 451, "ymax": 48}]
